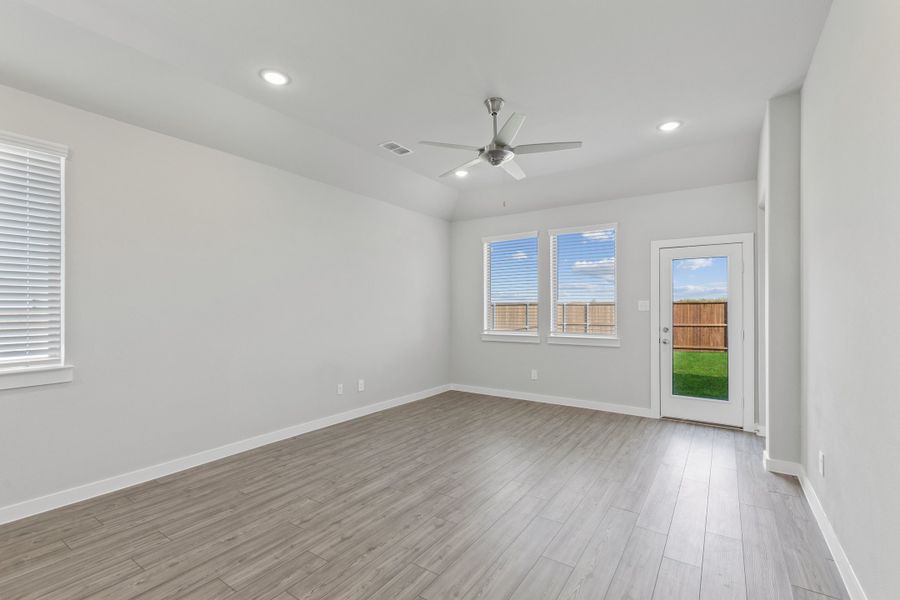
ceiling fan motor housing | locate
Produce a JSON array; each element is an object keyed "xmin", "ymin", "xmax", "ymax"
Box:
[{"xmin": 483, "ymin": 144, "xmax": 515, "ymax": 166}]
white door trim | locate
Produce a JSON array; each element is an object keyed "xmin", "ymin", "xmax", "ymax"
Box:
[{"xmin": 650, "ymin": 233, "xmax": 756, "ymax": 431}]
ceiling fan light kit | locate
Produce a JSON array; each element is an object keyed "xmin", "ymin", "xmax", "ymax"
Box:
[{"xmin": 420, "ymin": 97, "xmax": 583, "ymax": 181}]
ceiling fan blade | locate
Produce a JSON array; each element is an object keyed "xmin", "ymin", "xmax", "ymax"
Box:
[
  {"xmin": 500, "ymin": 160, "xmax": 526, "ymax": 181},
  {"xmin": 420, "ymin": 141, "xmax": 482, "ymax": 151},
  {"xmin": 513, "ymin": 141, "xmax": 582, "ymax": 155},
  {"xmin": 439, "ymin": 156, "xmax": 482, "ymax": 178},
  {"xmin": 494, "ymin": 113, "xmax": 526, "ymax": 146}
]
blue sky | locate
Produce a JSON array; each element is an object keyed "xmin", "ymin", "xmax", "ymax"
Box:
[
  {"xmin": 672, "ymin": 256, "xmax": 729, "ymax": 301},
  {"xmin": 488, "ymin": 228, "xmax": 618, "ymax": 304},
  {"xmin": 489, "ymin": 237, "xmax": 538, "ymax": 303},
  {"xmin": 555, "ymin": 229, "xmax": 616, "ymax": 303}
]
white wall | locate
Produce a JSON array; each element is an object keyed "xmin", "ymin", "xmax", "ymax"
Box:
[
  {"xmin": 756, "ymin": 204, "xmax": 766, "ymax": 428},
  {"xmin": 761, "ymin": 92, "xmax": 803, "ymax": 464},
  {"xmin": 451, "ymin": 182, "xmax": 758, "ymax": 412},
  {"xmin": 0, "ymin": 85, "xmax": 450, "ymax": 510},
  {"xmin": 801, "ymin": 1, "xmax": 900, "ymax": 597}
]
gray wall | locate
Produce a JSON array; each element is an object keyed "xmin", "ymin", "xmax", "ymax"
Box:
[
  {"xmin": 451, "ymin": 182, "xmax": 758, "ymax": 412},
  {"xmin": 0, "ymin": 84, "xmax": 451, "ymax": 509},
  {"xmin": 761, "ymin": 92, "xmax": 803, "ymax": 464},
  {"xmin": 801, "ymin": 1, "xmax": 900, "ymax": 597}
]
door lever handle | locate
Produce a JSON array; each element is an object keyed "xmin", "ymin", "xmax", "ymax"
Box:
[{"xmin": 661, "ymin": 339, "xmax": 670, "ymax": 344}]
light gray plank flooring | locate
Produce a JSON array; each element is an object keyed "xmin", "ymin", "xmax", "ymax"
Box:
[{"xmin": 0, "ymin": 392, "xmax": 847, "ymax": 600}]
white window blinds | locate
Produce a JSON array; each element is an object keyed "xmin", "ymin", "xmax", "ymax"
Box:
[
  {"xmin": 0, "ymin": 133, "xmax": 67, "ymax": 368},
  {"xmin": 551, "ymin": 224, "xmax": 617, "ymax": 337},
  {"xmin": 484, "ymin": 233, "xmax": 538, "ymax": 333}
]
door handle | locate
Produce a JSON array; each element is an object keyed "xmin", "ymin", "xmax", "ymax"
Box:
[{"xmin": 661, "ymin": 339, "xmax": 670, "ymax": 344}]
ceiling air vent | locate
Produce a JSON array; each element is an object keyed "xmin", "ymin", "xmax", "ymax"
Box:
[{"xmin": 379, "ymin": 141, "xmax": 413, "ymax": 156}]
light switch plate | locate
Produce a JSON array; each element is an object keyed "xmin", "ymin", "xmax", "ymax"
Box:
[{"xmin": 638, "ymin": 300, "xmax": 650, "ymax": 312}]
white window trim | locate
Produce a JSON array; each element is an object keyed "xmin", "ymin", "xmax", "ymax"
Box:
[
  {"xmin": 481, "ymin": 332, "xmax": 540, "ymax": 344},
  {"xmin": 547, "ymin": 333, "xmax": 620, "ymax": 347},
  {"xmin": 482, "ymin": 231, "xmax": 539, "ymax": 338},
  {"xmin": 0, "ymin": 130, "xmax": 69, "ymax": 157},
  {"xmin": 0, "ymin": 365, "xmax": 74, "ymax": 391},
  {"xmin": 482, "ymin": 230, "xmax": 539, "ymax": 244},
  {"xmin": 549, "ymin": 223, "xmax": 620, "ymax": 344},
  {"xmin": 0, "ymin": 130, "xmax": 73, "ymax": 390}
]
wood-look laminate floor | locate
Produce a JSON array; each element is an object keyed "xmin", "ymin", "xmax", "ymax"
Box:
[{"xmin": 0, "ymin": 391, "xmax": 848, "ymax": 600}]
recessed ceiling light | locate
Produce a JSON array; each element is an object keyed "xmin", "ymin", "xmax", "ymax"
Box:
[
  {"xmin": 260, "ymin": 69, "xmax": 290, "ymax": 86},
  {"xmin": 658, "ymin": 120, "xmax": 682, "ymax": 132},
  {"xmin": 455, "ymin": 170, "xmax": 469, "ymax": 178}
]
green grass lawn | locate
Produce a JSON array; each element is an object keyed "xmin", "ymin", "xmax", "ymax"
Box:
[{"xmin": 673, "ymin": 351, "xmax": 728, "ymax": 400}]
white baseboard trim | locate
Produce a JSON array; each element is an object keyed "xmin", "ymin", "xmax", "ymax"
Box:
[
  {"xmin": 762, "ymin": 450, "xmax": 803, "ymax": 476},
  {"xmin": 450, "ymin": 383, "xmax": 653, "ymax": 418},
  {"xmin": 763, "ymin": 455, "xmax": 869, "ymax": 600},
  {"xmin": 798, "ymin": 471, "xmax": 869, "ymax": 600},
  {"xmin": 0, "ymin": 384, "xmax": 450, "ymax": 526}
]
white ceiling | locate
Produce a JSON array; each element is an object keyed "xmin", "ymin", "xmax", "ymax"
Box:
[{"xmin": 0, "ymin": 0, "xmax": 830, "ymax": 219}]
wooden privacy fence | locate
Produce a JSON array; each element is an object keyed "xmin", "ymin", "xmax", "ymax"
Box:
[
  {"xmin": 555, "ymin": 303, "xmax": 616, "ymax": 335},
  {"xmin": 673, "ymin": 301, "xmax": 727, "ymax": 352},
  {"xmin": 491, "ymin": 303, "xmax": 539, "ymax": 332},
  {"xmin": 489, "ymin": 302, "xmax": 616, "ymax": 335}
]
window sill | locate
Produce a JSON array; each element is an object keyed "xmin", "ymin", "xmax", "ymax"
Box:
[
  {"xmin": 0, "ymin": 365, "xmax": 74, "ymax": 391},
  {"xmin": 547, "ymin": 334, "xmax": 621, "ymax": 347},
  {"xmin": 481, "ymin": 332, "xmax": 540, "ymax": 344}
]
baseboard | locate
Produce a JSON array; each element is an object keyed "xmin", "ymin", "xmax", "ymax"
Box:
[
  {"xmin": 798, "ymin": 471, "xmax": 869, "ymax": 600},
  {"xmin": 0, "ymin": 384, "xmax": 450, "ymax": 526},
  {"xmin": 450, "ymin": 383, "xmax": 653, "ymax": 418},
  {"xmin": 762, "ymin": 455, "xmax": 869, "ymax": 600},
  {"xmin": 762, "ymin": 450, "xmax": 803, "ymax": 476}
]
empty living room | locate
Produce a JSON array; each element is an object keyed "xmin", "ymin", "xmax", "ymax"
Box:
[{"xmin": 0, "ymin": 1, "xmax": 897, "ymax": 599}]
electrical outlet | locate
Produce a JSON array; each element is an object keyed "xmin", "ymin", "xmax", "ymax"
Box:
[
  {"xmin": 818, "ymin": 450, "xmax": 825, "ymax": 477},
  {"xmin": 337, "ymin": 383, "xmax": 343, "ymax": 395},
  {"xmin": 530, "ymin": 369, "xmax": 538, "ymax": 381},
  {"xmin": 638, "ymin": 300, "xmax": 650, "ymax": 312},
  {"xmin": 358, "ymin": 379, "xmax": 365, "ymax": 392}
]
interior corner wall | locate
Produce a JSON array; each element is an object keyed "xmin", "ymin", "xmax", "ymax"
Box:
[
  {"xmin": 0, "ymin": 84, "xmax": 451, "ymax": 511},
  {"xmin": 761, "ymin": 91, "xmax": 802, "ymax": 465},
  {"xmin": 450, "ymin": 181, "xmax": 758, "ymax": 413},
  {"xmin": 800, "ymin": 1, "xmax": 900, "ymax": 597},
  {"xmin": 756, "ymin": 202, "xmax": 766, "ymax": 428}
]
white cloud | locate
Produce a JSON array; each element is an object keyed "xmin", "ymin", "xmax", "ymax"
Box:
[
  {"xmin": 677, "ymin": 258, "xmax": 714, "ymax": 270},
  {"xmin": 558, "ymin": 281, "xmax": 614, "ymax": 302},
  {"xmin": 581, "ymin": 229, "xmax": 615, "ymax": 241},
  {"xmin": 512, "ymin": 251, "xmax": 529, "ymax": 260},
  {"xmin": 572, "ymin": 258, "xmax": 615, "ymax": 271},
  {"xmin": 674, "ymin": 282, "xmax": 727, "ymax": 298}
]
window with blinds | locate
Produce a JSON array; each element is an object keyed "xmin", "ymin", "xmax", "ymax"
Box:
[
  {"xmin": 0, "ymin": 133, "xmax": 67, "ymax": 369},
  {"xmin": 550, "ymin": 224, "xmax": 617, "ymax": 338},
  {"xmin": 483, "ymin": 233, "xmax": 538, "ymax": 334}
]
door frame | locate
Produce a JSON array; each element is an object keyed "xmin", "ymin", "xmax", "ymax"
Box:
[{"xmin": 650, "ymin": 233, "xmax": 756, "ymax": 432}]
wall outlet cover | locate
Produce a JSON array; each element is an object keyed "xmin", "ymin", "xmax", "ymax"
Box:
[
  {"xmin": 638, "ymin": 300, "xmax": 650, "ymax": 312},
  {"xmin": 530, "ymin": 369, "xmax": 538, "ymax": 381},
  {"xmin": 337, "ymin": 383, "xmax": 343, "ymax": 395},
  {"xmin": 358, "ymin": 379, "xmax": 365, "ymax": 392}
]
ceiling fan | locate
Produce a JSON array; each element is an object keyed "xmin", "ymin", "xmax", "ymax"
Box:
[{"xmin": 420, "ymin": 97, "xmax": 582, "ymax": 180}]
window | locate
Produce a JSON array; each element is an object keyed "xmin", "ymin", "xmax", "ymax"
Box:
[
  {"xmin": 550, "ymin": 224, "xmax": 619, "ymax": 346},
  {"xmin": 483, "ymin": 232, "xmax": 539, "ymax": 342},
  {"xmin": 0, "ymin": 131, "xmax": 71, "ymax": 386}
]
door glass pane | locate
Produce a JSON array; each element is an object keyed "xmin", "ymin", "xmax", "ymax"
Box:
[{"xmin": 671, "ymin": 257, "xmax": 728, "ymax": 400}]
